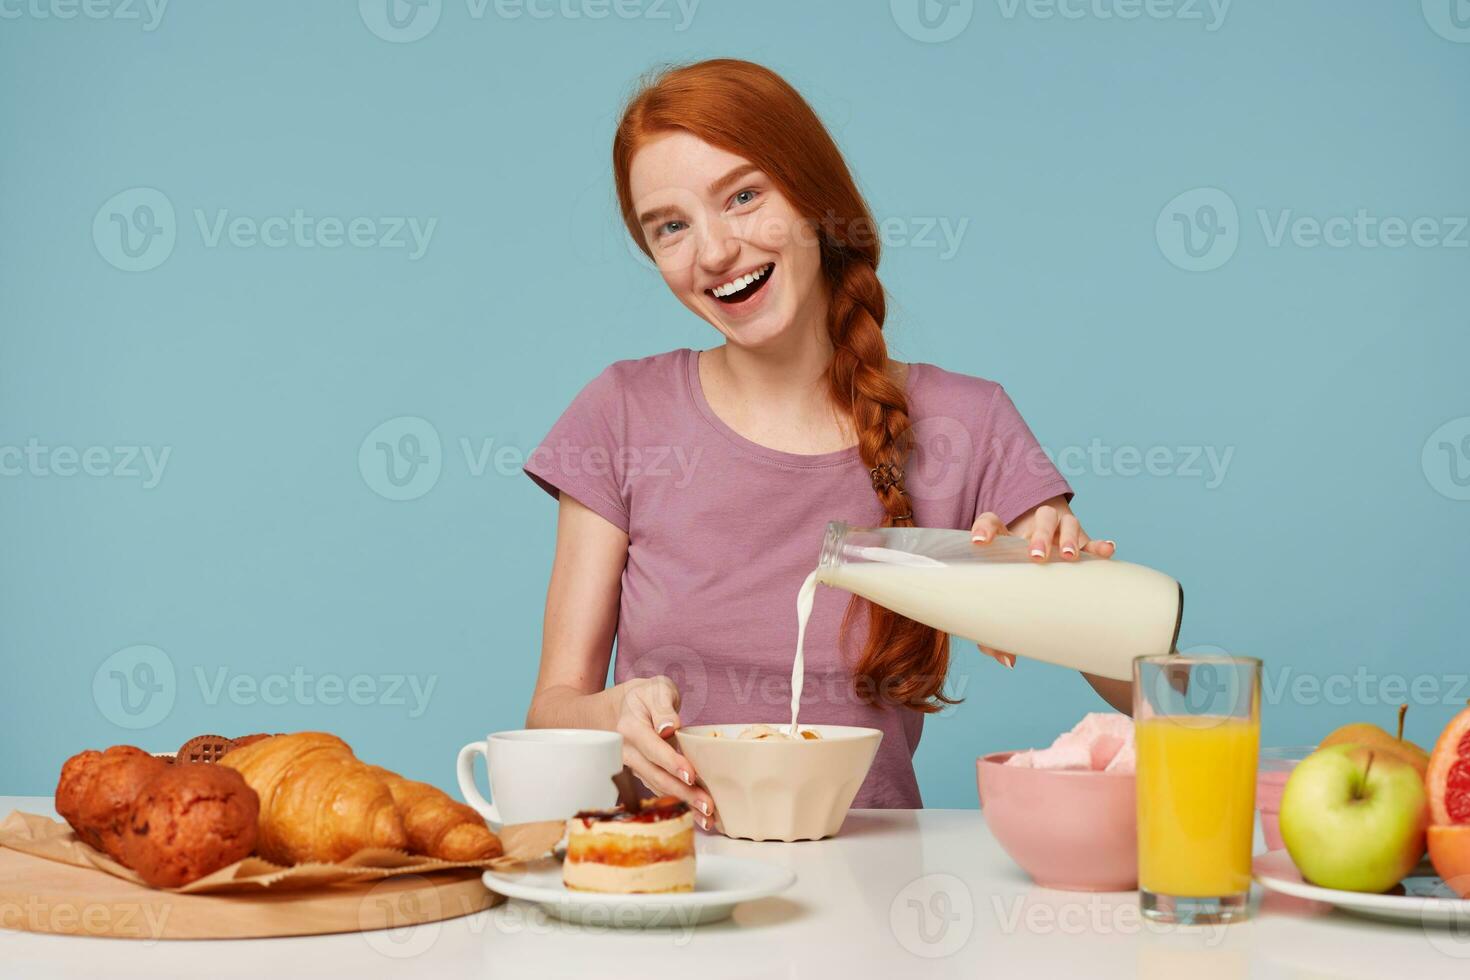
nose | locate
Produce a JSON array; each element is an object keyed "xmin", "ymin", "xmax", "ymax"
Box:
[{"xmin": 695, "ymin": 215, "xmax": 741, "ymax": 282}]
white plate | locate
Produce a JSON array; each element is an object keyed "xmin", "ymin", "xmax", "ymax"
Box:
[
  {"xmin": 483, "ymin": 854, "xmax": 795, "ymax": 928},
  {"xmin": 1254, "ymin": 849, "xmax": 1470, "ymax": 927}
]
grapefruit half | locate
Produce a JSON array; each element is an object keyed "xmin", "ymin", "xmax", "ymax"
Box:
[{"xmin": 1427, "ymin": 706, "xmax": 1470, "ymax": 826}]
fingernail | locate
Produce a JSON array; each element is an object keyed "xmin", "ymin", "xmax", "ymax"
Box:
[
  {"xmin": 972, "ymin": 533, "xmax": 987, "ymax": 542},
  {"xmin": 1030, "ymin": 548, "xmax": 1044, "ymax": 559},
  {"xmin": 1004, "ymin": 656, "xmax": 1016, "ymax": 669},
  {"xmin": 680, "ymin": 770, "xmax": 693, "ymax": 786},
  {"xmin": 698, "ymin": 800, "xmax": 710, "ymax": 815},
  {"xmin": 1062, "ymin": 546, "xmax": 1076, "ymax": 557},
  {"xmin": 657, "ymin": 723, "xmax": 674, "ymax": 736}
]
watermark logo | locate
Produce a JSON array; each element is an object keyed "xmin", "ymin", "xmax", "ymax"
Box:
[
  {"xmin": 93, "ymin": 645, "xmax": 176, "ymax": 729},
  {"xmin": 904, "ymin": 416, "xmax": 973, "ymax": 502},
  {"xmin": 1422, "ymin": 417, "xmax": 1470, "ymax": 501},
  {"xmin": 359, "ymin": 876, "xmax": 442, "ymax": 958},
  {"xmin": 1423, "ymin": 873, "xmax": 1470, "ymax": 957},
  {"xmin": 1422, "ymin": 0, "xmax": 1470, "ymax": 43},
  {"xmin": 994, "ymin": 0, "xmax": 1230, "ymax": 31},
  {"xmin": 360, "ymin": 416, "xmax": 443, "ymax": 501},
  {"xmin": 891, "ymin": 0, "xmax": 974, "ymax": 42},
  {"xmin": 890, "ymin": 873, "xmax": 975, "ymax": 957},
  {"xmin": 0, "ymin": 897, "xmax": 172, "ymax": 941},
  {"xmin": 1159, "ymin": 188, "xmax": 1467, "ymax": 271},
  {"xmin": 627, "ymin": 645, "xmax": 711, "ymax": 720},
  {"xmin": 1156, "ymin": 187, "xmax": 1239, "ymax": 272},
  {"xmin": 0, "ymin": 0, "xmax": 169, "ymax": 30},
  {"xmin": 359, "ymin": 0, "xmax": 442, "ymax": 42},
  {"xmin": 93, "ymin": 187, "xmax": 176, "ymax": 272},
  {"xmin": 0, "ymin": 440, "xmax": 172, "ymax": 488}
]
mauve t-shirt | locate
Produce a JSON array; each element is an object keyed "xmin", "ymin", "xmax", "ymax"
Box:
[{"xmin": 523, "ymin": 348, "xmax": 1072, "ymax": 808}]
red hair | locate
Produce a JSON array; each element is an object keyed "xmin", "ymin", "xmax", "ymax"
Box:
[{"xmin": 612, "ymin": 59, "xmax": 956, "ymax": 713}]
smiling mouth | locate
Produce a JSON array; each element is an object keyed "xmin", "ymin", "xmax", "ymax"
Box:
[{"xmin": 708, "ymin": 263, "xmax": 774, "ymax": 305}]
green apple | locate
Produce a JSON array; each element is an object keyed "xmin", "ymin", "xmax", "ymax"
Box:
[{"xmin": 1279, "ymin": 743, "xmax": 1429, "ymax": 893}]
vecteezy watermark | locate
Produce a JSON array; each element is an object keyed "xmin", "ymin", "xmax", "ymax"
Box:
[
  {"xmin": 993, "ymin": 0, "xmax": 1230, "ymax": 30},
  {"xmin": 1158, "ymin": 187, "xmax": 1469, "ymax": 272},
  {"xmin": 93, "ymin": 187, "xmax": 176, "ymax": 272},
  {"xmin": 358, "ymin": 0, "xmax": 442, "ymax": 42},
  {"xmin": 194, "ymin": 666, "xmax": 437, "ymax": 718},
  {"xmin": 0, "ymin": 0, "xmax": 169, "ymax": 30},
  {"xmin": 990, "ymin": 892, "xmax": 1230, "ymax": 945},
  {"xmin": 1422, "ymin": 873, "xmax": 1470, "ymax": 959},
  {"xmin": 0, "ymin": 896, "xmax": 172, "ymax": 941},
  {"xmin": 891, "ymin": 873, "xmax": 975, "ymax": 958},
  {"xmin": 890, "ymin": 0, "xmax": 975, "ymax": 43},
  {"xmin": 359, "ymin": 417, "xmax": 444, "ymax": 501},
  {"xmin": 357, "ymin": 415, "xmax": 703, "ymax": 502},
  {"xmin": 1155, "ymin": 187, "xmax": 1239, "ymax": 272},
  {"xmin": 492, "ymin": 895, "xmax": 701, "ymax": 941},
  {"xmin": 93, "ymin": 187, "xmax": 437, "ymax": 272},
  {"xmin": 982, "ymin": 431, "xmax": 1236, "ymax": 490},
  {"xmin": 93, "ymin": 645, "xmax": 177, "ymax": 730},
  {"xmin": 0, "ymin": 439, "xmax": 171, "ymax": 488},
  {"xmin": 723, "ymin": 664, "xmax": 973, "ymax": 717},
  {"xmin": 358, "ymin": 0, "xmax": 699, "ymax": 42},
  {"xmin": 1422, "ymin": 0, "xmax": 1470, "ymax": 44},
  {"xmin": 1422, "ymin": 416, "xmax": 1470, "ymax": 501},
  {"xmin": 91, "ymin": 644, "xmax": 438, "ymax": 729},
  {"xmin": 1045, "ymin": 439, "xmax": 1235, "ymax": 489},
  {"xmin": 1262, "ymin": 665, "xmax": 1470, "ymax": 709},
  {"xmin": 359, "ymin": 876, "xmax": 443, "ymax": 959}
]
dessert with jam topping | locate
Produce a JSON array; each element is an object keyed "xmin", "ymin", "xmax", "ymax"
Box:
[{"xmin": 563, "ymin": 786, "xmax": 696, "ymax": 894}]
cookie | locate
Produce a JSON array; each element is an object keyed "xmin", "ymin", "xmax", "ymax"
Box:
[{"xmin": 177, "ymin": 734, "xmax": 236, "ymax": 765}]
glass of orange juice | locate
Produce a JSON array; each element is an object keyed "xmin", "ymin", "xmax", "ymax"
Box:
[{"xmin": 1134, "ymin": 653, "xmax": 1261, "ymax": 925}]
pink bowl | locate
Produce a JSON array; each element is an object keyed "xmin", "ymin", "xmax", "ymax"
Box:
[{"xmin": 976, "ymin": 751, "xmax": 1137, "ymax": 892}]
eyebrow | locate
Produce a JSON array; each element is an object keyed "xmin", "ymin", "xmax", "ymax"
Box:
[{"xmin": 636, "ymin": 164, "xmax": 764, "ymax": 226}]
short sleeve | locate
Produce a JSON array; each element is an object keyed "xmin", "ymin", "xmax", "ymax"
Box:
[
  {"xmin": 978, "ymin": 385, "xmax": 1074, "ymax": 526},
  {"xmin": 523, "ymin": 367, "xmax": 631, "ymax": 532}
]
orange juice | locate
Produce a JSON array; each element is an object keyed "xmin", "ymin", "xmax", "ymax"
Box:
[{"xmin": 1136, "ymin": 715, "xmax": 1259, "ymax": 896}]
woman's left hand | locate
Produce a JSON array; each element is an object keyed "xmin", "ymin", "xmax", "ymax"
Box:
[{"xmin": 967, "ymin": 496, "xmax": 1116, "ymax": 668}]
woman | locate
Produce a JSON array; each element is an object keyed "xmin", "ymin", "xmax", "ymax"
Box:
[{"xmin": 523, "ymin": 60, "xmax": 1126, "ymax": 828}]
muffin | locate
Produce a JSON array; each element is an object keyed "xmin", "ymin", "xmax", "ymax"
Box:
[
  {"xmin": 563, "ymin": 795, "xmax": 695, "ymax": 894},
  {"xmin": 55, "ymin": 746, "xmax": 167, "ymax": 859},
  {"xmin": 120, "ymin": 763, "xmax": 260, "ymax": 888}
]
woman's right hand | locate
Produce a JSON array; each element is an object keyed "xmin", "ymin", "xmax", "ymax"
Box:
[{"xmin": 616, "ymin": 675, "xmax": 717, "ymax": 830}]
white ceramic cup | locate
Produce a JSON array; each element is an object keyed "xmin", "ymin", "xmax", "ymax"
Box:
[{"xmin": 456, "ymin": 729, "xmax": 623, "ymax": 826}]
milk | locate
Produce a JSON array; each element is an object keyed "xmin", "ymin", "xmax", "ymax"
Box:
[
  {"xmin": 817, "ymin": 556, "xmax": 1180, "ymax": 681},
  {"xmin": 787, "ymin": 570, "xmax": 819, "ymax": 735}
]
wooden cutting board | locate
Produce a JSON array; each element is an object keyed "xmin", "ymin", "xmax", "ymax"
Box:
[{"xmin": 0, "ymin": 845, "xmax": 504, "ymax": 940}]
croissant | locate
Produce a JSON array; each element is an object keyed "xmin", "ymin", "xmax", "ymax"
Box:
[
  {"xmin": 219, "ymin": 732, "xmax": 406, "ymax": 864},
  {"xmin": 364, "ymin": 765, "xmax": 502, "ymax": 861}
]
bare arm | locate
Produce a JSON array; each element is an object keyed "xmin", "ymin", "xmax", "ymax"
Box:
[
  {"xmin": 524, "ymin": 493, "xmax": 628, "ymax": 731},
  {"xmin": 524, "ymin": 493, "xmax": 716, "ymax": 825}
]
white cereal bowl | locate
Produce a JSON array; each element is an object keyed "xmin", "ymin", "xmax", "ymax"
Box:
[{"xmin": 674, "ymin": 724, "xmax": 882, "ymax": 842}]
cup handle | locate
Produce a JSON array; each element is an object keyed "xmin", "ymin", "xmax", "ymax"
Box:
[{"xmin": 457, "ymin": 741, "xmax": 501, "ymax": 826}]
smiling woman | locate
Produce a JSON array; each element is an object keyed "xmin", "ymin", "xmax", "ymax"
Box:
[{"xmin": 522, "ymin": 59, "xmax": 1121, "ymax": 818}]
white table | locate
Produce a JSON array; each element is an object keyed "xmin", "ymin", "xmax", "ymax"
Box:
[{"xmin": 1, "ymin": 795, "xmax": 1463, "ymax": 978}]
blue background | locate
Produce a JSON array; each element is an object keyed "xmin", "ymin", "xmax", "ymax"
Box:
[{"xmin": 2, "ymin": 1, "xmax": 1467, "ymax": 806}]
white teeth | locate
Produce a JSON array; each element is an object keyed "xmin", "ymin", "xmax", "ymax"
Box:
[{"xmin": 711, "ymin": 263, "xmax": 771, "ymax": 298}]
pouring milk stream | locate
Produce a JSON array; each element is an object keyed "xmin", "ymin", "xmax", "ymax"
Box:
[{"xmin": 786, "ymin": 522, "xmax": 1182, "ymax": 733}]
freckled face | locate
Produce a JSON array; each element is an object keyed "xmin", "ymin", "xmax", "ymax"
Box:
[{"xmin": 627, "ymin": 132, "xmax": 825, "ymax": 350}]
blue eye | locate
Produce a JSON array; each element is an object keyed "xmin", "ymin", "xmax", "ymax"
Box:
[
  {"xmin": 732, "ymin": 189, "xmax": 758, "ymax": 207},
  {"xmin": 656, "ymin": 220, "xmax": 686, "ymax": 239}
]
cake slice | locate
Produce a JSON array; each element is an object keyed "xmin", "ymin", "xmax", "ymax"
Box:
[{"xmin": 563, "ymin": 795, "xmax": 695, "ymax": 894}]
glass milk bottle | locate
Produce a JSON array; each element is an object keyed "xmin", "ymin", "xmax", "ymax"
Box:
[{"xmin": 815, "ymin": 522, "xmax": 1182, "ymax": 680}]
